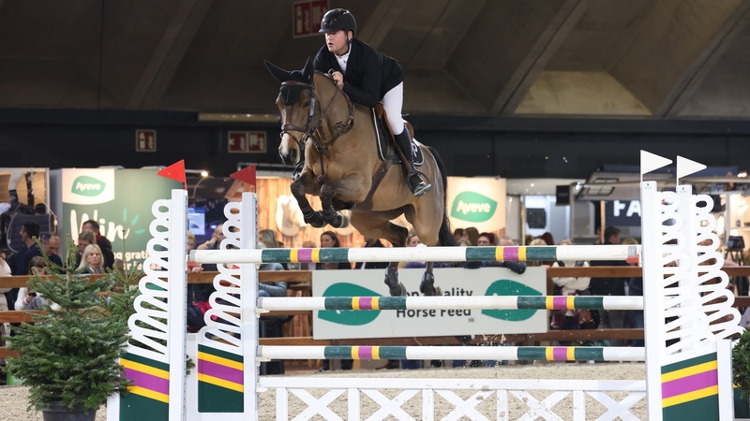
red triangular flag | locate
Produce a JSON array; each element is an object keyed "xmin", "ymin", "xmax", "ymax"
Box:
[
  {"xmin": 157, "ymin": 160, "xmax": 187, "ymax": 189},
  {"xmin": 230, "ymin": 165, "xmax": 257, "ymax": 192}
]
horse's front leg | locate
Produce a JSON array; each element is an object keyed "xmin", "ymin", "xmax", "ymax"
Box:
[
  {"xmin": 319, "ymin": 180, "xmax": 357, "ymax": 228},
  {"xmin": 290, "ymin": 170, "xmax": 325, "ymax": 228}
]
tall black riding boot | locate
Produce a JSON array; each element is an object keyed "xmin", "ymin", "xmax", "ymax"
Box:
[{"xmin": 395, "ymin": 128, "xmax": 431, "ymax": 196}]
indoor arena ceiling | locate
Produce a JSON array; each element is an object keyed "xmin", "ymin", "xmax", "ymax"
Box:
[{"xmin": 2, "ymin": 0, "xmax": 750, "ymax": 119}]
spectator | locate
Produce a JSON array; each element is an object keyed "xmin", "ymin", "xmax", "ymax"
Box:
[
  {"xmin": 464, "ymin": 227, "xmax": 479, "ymax": 246},
  {"xmin": 76, "ymin": 230, "xmax": 96, "ymax": 267},
  {"xmin": 81, "ymin": 220, "xmax": 115, "ymax": 271},
  {"xmin": 194, "ymin": 222, "xmax": 226, "ymax": 303},
  {"xmin": 317, "ymin": 231, "xmax": 352, "ymax": 371},
  {"xmin": 76, "ymin": 244, "xmax": 104, "ymax": 274},
  {"xmin": 15, "ymin": 256, "xmax": 57, "ymax": 311},
  {"xmin": 589, "ymin": 227, "xmax": 629, "ymax": 345},
  {"xmin": 186, "ymin": 231, "xmax": 203, "ymax": 273},
  {"xmin": 7, "ymin": 221, "xmax": 39, "ymax": 275},
  {"xmin": 354, "ymin": 237, "xmax": 389, "ymax": 270},
  {"xmin": 15, "ymin": 233, "xmax": 63, "ymax": 276},
  {"xmin": 453, "ymin": 228, "xmax": 465, "ymax": 243},
  {"xmin": 550, "ymin": 239, "xmax": 591, "ymax": 341}
]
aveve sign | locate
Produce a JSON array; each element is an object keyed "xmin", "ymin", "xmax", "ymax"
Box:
[{"xmin": 446, "ymin": 177, "xmax": 506, "ymax": 232}]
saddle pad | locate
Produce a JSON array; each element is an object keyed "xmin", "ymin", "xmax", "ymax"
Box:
[{"xmin": 371, "ymin": 109, "xmax": 424, "ymax": 166}]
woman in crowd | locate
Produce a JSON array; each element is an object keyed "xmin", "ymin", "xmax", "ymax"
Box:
[{"xmin": 77, "ymin": 244, "xmax": 104, "ymax": 274}]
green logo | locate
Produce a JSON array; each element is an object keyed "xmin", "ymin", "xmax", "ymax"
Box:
[
  {"xmin": 450, "ymin": 191, "xmax": 497, "ymax": 222},
  {"xmin": 318, "ymin": 283, "xmax": 382, "ymax": 326},
  {"xmin": 482, "ymin": 280, "xmax": 541, "ymax": 321},
  {"xmin": 71, "ymin": 176, "xmax": 106, "ymax": 197}
]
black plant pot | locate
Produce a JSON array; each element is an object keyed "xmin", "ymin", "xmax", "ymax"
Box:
[{"xmin": 41, "ymin": 402, "xmax": 97, "ymax": 421}]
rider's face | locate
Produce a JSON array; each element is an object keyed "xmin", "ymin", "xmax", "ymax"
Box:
[{"xmin": 324, "ymin": 30, "xmax": 350, "ymax": 56}]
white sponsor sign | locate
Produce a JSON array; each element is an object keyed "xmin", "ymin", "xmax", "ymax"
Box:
[
  {"xmin": 447, "ymin": 177, "xmax": 506, "ymax": 232},
  {"xmin": 61, "ymin": 168, "xmax": 115, "ymax": 205},
  {"xmin": 312, "ymin": 267, "xmax": 546, "ymax": 339}
]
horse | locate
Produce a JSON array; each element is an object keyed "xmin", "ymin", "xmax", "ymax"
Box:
[{"xmin": 264, "ymin": 58, "xmax": 456, "ymax": 296}]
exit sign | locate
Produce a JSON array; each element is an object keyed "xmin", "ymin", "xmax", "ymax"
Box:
[
  {"xmin": 135, "ymin": 130, "xmax": 156, "ymax": 152},
  {"xmin": 228, "ymin": 131, "xmax": 267, "ymax": 153}
]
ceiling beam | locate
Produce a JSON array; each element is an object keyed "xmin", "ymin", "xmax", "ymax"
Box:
[
  {"xmin": 657, "ymin": 0, "xmax": 750, "ymax": 117},
  {"xmin": 127, "ymin": 0, "xmax": 213, "ymax": 109},
  {"xmin": 490, "ymin": 0, "xmax": 588, "ymax": 115},
  {"xmin": 357, "ymin": 0, "xmax": 408, "ymax": 48}
]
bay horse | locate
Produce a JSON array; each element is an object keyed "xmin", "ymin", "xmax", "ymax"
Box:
[{"xmin": 265, "ymin": 58, "xmax": 455, "ymax": 296}]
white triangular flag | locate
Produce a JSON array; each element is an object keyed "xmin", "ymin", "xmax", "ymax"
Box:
[
  {"xmin": 640, "ymin": 150, "xmax": 672, "ymax": 176},
  {"xmin": 676, "ymin": 156, "xmax": 706, "ymax": 180}
]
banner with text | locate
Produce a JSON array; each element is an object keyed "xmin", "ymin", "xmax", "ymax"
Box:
[
  {"xmin": 61, "ymin": 168, "xmax": 182, "ymax": 271},
  {"xmin": 312, "ymin": 267, "xmax": 546, "ymax": 339},
  {"xmin": 447, "ymin": 177, "xmax": 506, "ymax": 233}
]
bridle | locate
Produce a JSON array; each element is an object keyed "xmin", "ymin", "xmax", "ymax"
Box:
[{"xmin": 279, "ymin": 73, "xmax": 355, "ymax": 177}]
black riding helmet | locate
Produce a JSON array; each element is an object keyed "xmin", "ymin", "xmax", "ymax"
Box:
[{"xmin": 319, "ymin": 8, "xmax": 357, "ymax": 36}]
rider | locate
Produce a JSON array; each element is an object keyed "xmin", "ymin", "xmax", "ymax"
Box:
[{"xmin": 313, "ymin": 8, "xmax": 431, "ymax": 197}]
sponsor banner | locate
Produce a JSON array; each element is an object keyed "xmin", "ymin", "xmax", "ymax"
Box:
[
  {"xmin": 312, "ymin": 267, "xmax": 546, "ymax": 339},
  {"xmin": 61, "ymin": 169, "xmax": 181, "ymax": 271},
  {"xmin": 62, "ymin": 169, "xmax": 116, "ymax": 205},
  {"xmin": 447, "ymin": 177, "xmax": 506, "ymax": 232}
]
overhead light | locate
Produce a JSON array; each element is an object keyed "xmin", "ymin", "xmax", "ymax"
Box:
[
  {"xmin": 185, "ymin": 169, "xmax": 210, "ymax": 178},
  {"xmin": 198, "ymin": 113, "xmax": 279, "ymax": 123},
  {"xmin": 739, "ymin": 171, "xmax": 747, "ymax": 178}
]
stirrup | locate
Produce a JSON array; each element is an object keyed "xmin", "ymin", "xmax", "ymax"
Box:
[{"xmin": 408, "ymin": 173, "xmax": 432, "ymax": 197}]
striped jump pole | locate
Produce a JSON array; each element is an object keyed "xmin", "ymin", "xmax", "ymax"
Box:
[
  {"xmin": 191, "ymin": 244, "xmax": 640, "ymax": 265},
  {"xmin": 257, "ymin": 295, "xmax": 643, "ymax": 312},
  {"xmin": 257, "ymin": 345, "xmax": 645, "ymax": 363}
]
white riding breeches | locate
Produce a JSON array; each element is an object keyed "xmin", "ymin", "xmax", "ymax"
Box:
[{"xmin": 382, "ymin": 82, "xmax": 404, "ymax": 135}]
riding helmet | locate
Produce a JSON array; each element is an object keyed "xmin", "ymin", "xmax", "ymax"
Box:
[{"xmin": 319, "ymin": 8, "xmax": 357, "ymax": 36}]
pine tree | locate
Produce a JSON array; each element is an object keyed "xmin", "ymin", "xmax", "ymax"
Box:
[{"xmin": 7, "ymin": 239, "xmax": 138, "ymax": 411}]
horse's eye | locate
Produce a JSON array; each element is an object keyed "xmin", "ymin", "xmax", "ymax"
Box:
[{"xmin": 303, "ymin": 101, "xmax": 311, "ymax": 108}]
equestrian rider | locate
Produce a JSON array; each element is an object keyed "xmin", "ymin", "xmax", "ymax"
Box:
[{"xmin": 313, "ymin": 8, "xmax": 432, "ymax": 197}]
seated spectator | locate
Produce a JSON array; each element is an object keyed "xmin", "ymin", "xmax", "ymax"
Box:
[{"xmin": 16, "ymin": 256, "xmax": 58, "ymax": 311}]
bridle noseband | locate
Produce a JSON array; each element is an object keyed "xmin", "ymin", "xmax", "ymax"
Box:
[{"xmin": 279, "ymin": 76, "xmax": 355, "ymax": 176}]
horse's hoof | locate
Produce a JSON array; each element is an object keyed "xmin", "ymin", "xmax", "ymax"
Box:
[
  {"xmin": 384, "ymin": 265, "xmax": 402, "ymax": 296},
  {"xmin": 420, "ymin": 271, "xmax": 436, "ymax": 296},
  {"xmin": 305, "ymin": 212, "xmax": 325, "ymax": 228},
  {"xmin": 388, "ymin": 283, "xmax": 404, "ymax": 296},
  {"xmin": 328, "ymin": 212, "xmax": 349, "ymax": 228}
]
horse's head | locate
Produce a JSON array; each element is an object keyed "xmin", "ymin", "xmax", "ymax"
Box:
[{"xmin": 264, "ymin": 58, "xmax": 317, "ymax": 167}]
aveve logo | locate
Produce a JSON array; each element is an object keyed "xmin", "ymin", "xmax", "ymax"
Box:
[
  {"xmin": 72, "ymin": 176, "xmax": 106, "ymax": 197},
  {"xmin": 450, "ymin": 191, "xmax": 497, "ymax": 222}
]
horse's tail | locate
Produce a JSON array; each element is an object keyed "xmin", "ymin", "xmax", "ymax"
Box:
[{"xmin": 428, "ymin": 146, "xmax": 458, "ymax": 247}]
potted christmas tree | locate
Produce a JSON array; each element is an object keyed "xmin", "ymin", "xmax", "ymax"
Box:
[{"xmin": 6, "ymin": 241, "xmax": 137, "ymax": 420}]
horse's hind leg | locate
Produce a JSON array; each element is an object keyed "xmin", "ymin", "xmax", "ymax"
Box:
[
  {"xmin": 350, "ymin": 212, "xmax": 409, "ymax": 296},
  {"xmin": 420, "ymin": 262, "xmax": 438, "ymax": 296}
]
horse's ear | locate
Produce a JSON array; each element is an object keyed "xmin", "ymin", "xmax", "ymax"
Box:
[
  {"xmin": 264, "ymin": 60, "xmax": 291, "ymax": 83},
  {"xmin": 302, "ymin": 57, "xmax": 314, "ymax": 82}
]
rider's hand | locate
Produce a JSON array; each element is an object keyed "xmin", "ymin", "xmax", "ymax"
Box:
[{"xmin": 331, "ymin": 71, "xmax": 344, "ymax": 89}]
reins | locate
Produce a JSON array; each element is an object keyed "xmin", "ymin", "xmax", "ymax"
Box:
[{"xmin": 280, "ymin": 74, "xmax": 355, "ymax": 178}]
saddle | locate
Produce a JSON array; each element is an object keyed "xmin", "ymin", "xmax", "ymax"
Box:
[{"xmin": 371, "ymin": 104, "xmax": 424, "ymax": 166}]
